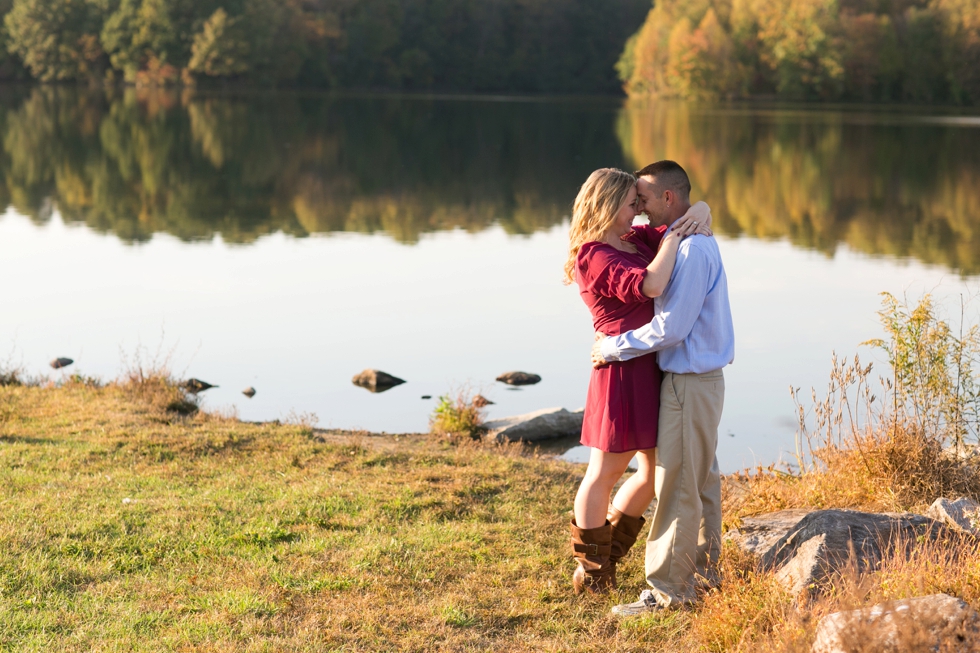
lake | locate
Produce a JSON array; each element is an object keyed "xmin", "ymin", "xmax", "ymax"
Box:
[{"xmin": 1, "ymin": 87, "xmax": 978, "ymax": 472}]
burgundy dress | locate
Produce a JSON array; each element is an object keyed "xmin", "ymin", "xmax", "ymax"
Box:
[{"xmin": 576, "ymin": 224, "xmax": 666, "ymax": 453}]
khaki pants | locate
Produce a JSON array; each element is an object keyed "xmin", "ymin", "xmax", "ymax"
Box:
[{"xmin": 645, "ymin": 369, "xmax": 725, "ymax": 607}]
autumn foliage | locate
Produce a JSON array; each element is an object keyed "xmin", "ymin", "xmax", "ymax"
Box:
[{"xmin": 618, "ymin": 0, "xmax": 980, "ymax": 103}]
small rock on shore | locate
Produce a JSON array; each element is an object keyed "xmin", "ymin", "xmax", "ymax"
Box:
[{"xmin": 485, "ymin": 407, "xmax": 582, "ymax": 442}]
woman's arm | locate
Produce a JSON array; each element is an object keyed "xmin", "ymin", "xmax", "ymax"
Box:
[
  {"xmin": 639, "ymin": 202, "xmax": 713, "ymax": 298},
  {"xmin": 640, "ymin": 217, "xmax": 700, "ymax": 298},
  {"xmin": 688, "ymin": 201, "xmax": 712, "ymax": 230}
]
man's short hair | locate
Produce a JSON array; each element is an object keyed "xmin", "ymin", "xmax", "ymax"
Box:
[{"xmin": 635, "ymin": 160, "xmax": 691, "ymax": 199}]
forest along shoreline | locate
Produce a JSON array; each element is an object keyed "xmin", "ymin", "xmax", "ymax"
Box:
[
  {"xmin": 2, "ymin": 292, "xmax": 980, "ymax": 649},
  {"xmin": 1, "ymin": 0, "xmax": 977, "ymax": 105}
]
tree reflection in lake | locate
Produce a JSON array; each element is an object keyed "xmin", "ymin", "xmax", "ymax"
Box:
[
  {"xmin": 1, "ymin": 88, "xmax": 978, "ymax": 274},
  {"xmin": 617, "ymin": 101, "xmax": 980, "ymax": 273},
  {"xmin": 0, "ymin": 87, "xmax": 625, "ymax": 244}
]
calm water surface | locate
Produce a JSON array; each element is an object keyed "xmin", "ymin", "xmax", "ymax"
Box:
[{"xmin": 1, "ymin": 88, "xmax": 978, "ymax": 472}]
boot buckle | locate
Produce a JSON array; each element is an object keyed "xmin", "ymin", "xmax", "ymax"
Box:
[{"xmin": 588, "ymin": 543, "xmax": 599, "ymax": 555}]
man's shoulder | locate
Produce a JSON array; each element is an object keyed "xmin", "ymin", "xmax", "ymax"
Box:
[{"xmin": 678, "ymin": 234, "xmax": 721, "ymax": 260}]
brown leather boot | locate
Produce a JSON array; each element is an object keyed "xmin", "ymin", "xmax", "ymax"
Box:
[
  {"xmin": 570, "ymin": 519, "xmax": 614, "ymax": 594},
  {"xmin": 608, "ymin": 507, "xmax": 647, "ymax": 587}
]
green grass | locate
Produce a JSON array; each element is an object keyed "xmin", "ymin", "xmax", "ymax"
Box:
[
  {"xmin": 3, "ymin": 376, "xmax": 980, "ymax": 651},
  {"xmin": 0, "ymin": 379, "xmax": 677, "ymax": 652}
]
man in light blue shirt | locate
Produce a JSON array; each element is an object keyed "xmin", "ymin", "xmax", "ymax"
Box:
[{"xmin": 591, "ymin": 160, "xmax": 735, "ymax": 614}]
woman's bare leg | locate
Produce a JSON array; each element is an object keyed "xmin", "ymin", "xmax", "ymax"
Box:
[
  {"xmin": 574, "ymin": 449, "xmax": 636, "ymax": 529},
  {"xmin": 611, "ymin": 449, "xmax": 657, "ymax": 517}
]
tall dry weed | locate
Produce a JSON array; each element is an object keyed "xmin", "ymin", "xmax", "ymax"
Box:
[
  {"xmin": 115, "ymin": 342, "xmax": 197, "ymax": 415},
  {"xmin": 751, "ymin": 293, "xmax": 980, "ymax": 515}
]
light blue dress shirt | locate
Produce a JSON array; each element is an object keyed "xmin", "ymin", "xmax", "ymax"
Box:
[{"xmin": 598, "ymin": 231, "xmax": 735, "ymax": 374}]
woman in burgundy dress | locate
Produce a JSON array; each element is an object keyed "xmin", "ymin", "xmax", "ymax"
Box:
[{"xmin": 563, "ymin": 168, "xmax": 710, "ymax": 594}]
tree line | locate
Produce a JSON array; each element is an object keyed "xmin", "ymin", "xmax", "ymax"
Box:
[
  {"xmin": 618, "ymin": 0, "xmax": 980, "ymax": 104},
  {"xmin": 0, "ymin": 0, "xmax": 649, "ymax": 93}
]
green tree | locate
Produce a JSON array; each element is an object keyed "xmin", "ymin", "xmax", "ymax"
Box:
[
  {"xmin": 898, "ymin": 7, "xmax": 948, "ymax": 101},
  {"xmin": 751, "ymin": 0, "xmax": 845, "ymax": 98},
  {"xmin": 187, "ymin": 8, "xmax": 250, "ymax": 78},
  {"xmin": 0, "ymin": 0, "xmax": 26, "ymax": 79},
  {"xmin": 4, "ymin": 0, "xmax": 107, "ymax": 81},
  {"xmin": 931, "ymin": 0, "xmax": 980, "ymax": 103},
  {"xmin": 840, "ymin": 12, "xmax": 902, "ymax": 100},
  {"xmin": 100, "ymin": 0, "xmax": 180, "ymax": 83}
]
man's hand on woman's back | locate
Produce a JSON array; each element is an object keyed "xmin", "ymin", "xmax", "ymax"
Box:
[{"xmin": 592, "ymin": 332, "xmax": 608, "ymax": 368}]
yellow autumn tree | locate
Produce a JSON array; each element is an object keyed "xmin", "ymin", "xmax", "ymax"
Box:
[{"xmin": 621, "ymin": 2, "xmax": 746, "ymax": 98}]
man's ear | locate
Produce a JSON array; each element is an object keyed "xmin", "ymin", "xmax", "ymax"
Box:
[{"xmin": 663, "ymin": 189, "xmax": 674, "ymax": 208}]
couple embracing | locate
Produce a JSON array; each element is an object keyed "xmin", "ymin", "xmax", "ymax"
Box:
[{"xmin": 565, "ymin": 161, "xmax": 734, "ymax": 615}]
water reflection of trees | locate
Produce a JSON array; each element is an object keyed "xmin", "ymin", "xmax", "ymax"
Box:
[
  {"xmin": 617, "ymin": 101, "xmax": 980, "ymax": 273},
  {"xmin": 2, "ymin": 89, "xmax": 979, "ymax": 274},
  {"xmin": 0, "ymin": 88, "xmax": 626, "ymax": 244}
]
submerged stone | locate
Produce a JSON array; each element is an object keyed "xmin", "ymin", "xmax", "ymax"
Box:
[
  {"xmin": 183, "ymin": 378, "xmax": 217, "ymax": 394},
  {"xmin": 352, "ymin": 369, "xmax": 405, "ymax": 393},
  {"xmin": 495, "ymin": 371, "xmax": 541, "ymax": 386}
]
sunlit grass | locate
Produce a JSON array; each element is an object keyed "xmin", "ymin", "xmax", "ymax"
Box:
[{"xmin": 3, "ymin": 353, "xmax": 980, "ymax": 650}]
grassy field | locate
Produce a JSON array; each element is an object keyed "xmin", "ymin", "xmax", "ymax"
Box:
[{"xmin": 2, "ymin": 375, "xmax": 980, "ymax": 652}]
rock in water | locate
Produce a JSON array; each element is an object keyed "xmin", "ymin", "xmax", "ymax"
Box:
[
  {"xmin": 760, "ymin": 509, "xmax": 948, "ymax": 596},
  {"xmin": 495, "ymin": 371, "xmax": 541, "ymax": 386},
  {"xmin": 926, "ymin": 497, "xmax": 980, "ymax": 535},
  {"xmin": 352, "ymin": 369, "xmax": 405, "ymax": 393},
  {"xmin": 472, "ymin": 394, "xmax": 494, "ymax": 407},
  {"xmin": 242, "ymin": 387, "xmax": 256, "ymax": 398},
  {"xmin": 183, "ymin": 378, "xmax": 217, "ymax": 394},
  {"xmin": 485, "ymin": 407, "xmax": 583, "ymax": 442},
  {"xmin": 50, "ymin": 357, "xmax": 73, "ymax": 369},
  {"xmin": 812, "ymin": 594, "xmax": 980, "ymax": 653}
]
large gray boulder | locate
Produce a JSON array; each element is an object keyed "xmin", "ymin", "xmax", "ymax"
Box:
[
  {"xmin": 724, "ymin": 509, "xmax": 813, "ymax": 557},
  {"xmin": 485, "ymin": 407, "xmax": 583, "ymax": 442},
  {"xmin": 926, "ymin": 497, "xmax": 980, "ymax": 536},
  {"xmin": 760, "ymin": 510, "xmax": 948, "ymax": 596},
  {"xmin": 812, "ymin": 593, "xmax": 980, "ymax": 653}
]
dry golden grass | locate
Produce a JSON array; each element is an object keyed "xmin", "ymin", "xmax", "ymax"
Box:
[
  {"xmin": 725, "ymin": 425, "xmax": 980, "ymax": 525},
  {"xmin": 754, "ymin": 533, "xmax": 980, "ymax": 653}
]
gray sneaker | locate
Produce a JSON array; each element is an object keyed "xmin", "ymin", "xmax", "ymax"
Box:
[{"xmin": 611, "ymin": 590, "xmax": 663, "ymax": 616}]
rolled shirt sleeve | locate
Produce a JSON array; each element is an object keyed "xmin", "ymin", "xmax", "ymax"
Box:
[{"xmin": 599, "ymin": 240, "xmax": 710, "ymax": 363}]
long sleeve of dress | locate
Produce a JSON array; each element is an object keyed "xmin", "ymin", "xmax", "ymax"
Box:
[
  {"xmin": 629, "ymin": 224, "xmax": 667, "ymax": 252},
  {"xmin": 577, "ymin": 242, "xmax": 648, "ymax": 303}
]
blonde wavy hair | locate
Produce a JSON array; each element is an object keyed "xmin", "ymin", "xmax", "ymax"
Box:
[{"xmin": 563, "ymin": 168, "xmax": 637, "ymax": 284}]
